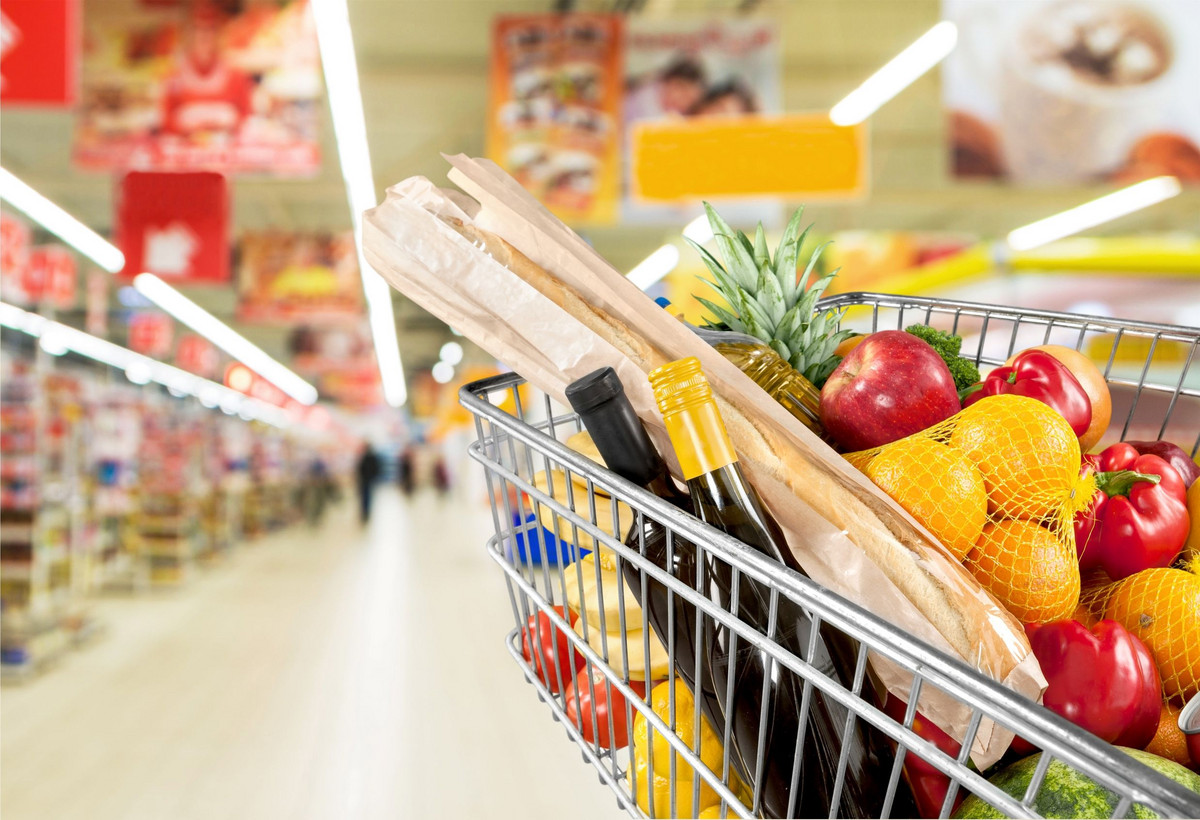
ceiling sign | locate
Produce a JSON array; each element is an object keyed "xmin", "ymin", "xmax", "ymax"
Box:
[
  {"xmin": 630, "ymin": 113, "xmax": 867, "ymax": 202},
  {"xmin": 128, "ymin": 312, "xmax": 173, "ymax": 357},
  {"xmin": 176, "ymin": 334, "xmax": 219, "ymax": 379},
  {"xmin": 118, "ymin": 171, "xmax": 230, "ymax": 284},
  {"xmin": 0, "ymin": 0, "xmax": 79, "ymax": 107},
  {"xmin": 26, "ymin": 246, "xmax": 78, "ymax": 309}
]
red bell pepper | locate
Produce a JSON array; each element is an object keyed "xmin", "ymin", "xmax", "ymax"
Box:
[
  {"xmin": 1027, "ymin": 619, "xmax": 1161, "ymax": 748},
  {"xmin": 884, "ymin": 694, "xmax": 965, "ymax": 818},
  {"xmin": 1074, "ymin": 443, "xmax": 1189, "ymax": 581},
  {"xmin": 521, "ymin": 606, "xmax": 586, "ymax": 694},
  {"xmin": 1124, "ymin": 440, "xmax": 1200, "ymax": 488},
  {"xmin": 564, "ymin": 667, "xmax": 648, "ymax": 750},
  {"xmin": 962, "ymin": 350, "xmax": 1092, "ymax": 439}
]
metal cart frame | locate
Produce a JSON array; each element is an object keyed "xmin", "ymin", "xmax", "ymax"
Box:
[{"xmin": 460, "ymin": 293, "xmax": 1200, "ymax": 819}]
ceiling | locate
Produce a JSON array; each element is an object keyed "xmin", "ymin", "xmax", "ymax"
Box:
[{"xmin": 2, "ymin": 0, "xmax": 1197, "ymax": 395}]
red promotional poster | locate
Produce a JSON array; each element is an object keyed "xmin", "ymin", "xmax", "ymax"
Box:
[
  {"xmin": 237, "ymin": 231, "xmax": 363, "ymax": 323},
  {"xmin": 26, "ymin": 246, "xmax": 78, "ymax": 308},
  {"xmin": 118, "ymin": 171, "xmax": 230, "ymax": 283},
  {"xmin": 0, "ymin": 213, "xmax": 31, "ymax": 302},
  {"xmin": 74, "ymin": 0, "xmax": 321, "ymax": 175},
  {"xmin": 85, "ymin": 269, "xmax": 108, "ymax": 336},
  {"xmin": 128, "ymin": 312, "xmax": 173, "ymax": 357},
  {"xmin": 176, "ymin": 334, "xmax": 219, "ymax": 378},
  {"xmin": 0, "ymin": 0, "xmax": 80, "ymax": 107}
]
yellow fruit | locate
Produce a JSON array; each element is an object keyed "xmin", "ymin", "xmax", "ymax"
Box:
[
  {"xmin": 629, "ymin": 679, "xmax": 747, "ymax": 817},
  {"xmin": 1183, "ymin": 479, "xmax": 1200, "ymax": 564},
  {"xmin": 863, "ymin": 437, "xmax": 987, "ymax": 561},
  {"xmin": 1104, "ymin": 565, "xmax": 1200, "ymax": 701},
  {"xmin": 949, "ymin": 395, "xmax": 1082, "ymax": 520},
  {"xmin": 966, "ymin": 519, "xmax": 1080, "ymax": 624}
]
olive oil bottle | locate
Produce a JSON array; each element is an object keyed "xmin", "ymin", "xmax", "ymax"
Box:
[{"xmin": 648, "ymin": 356, "xmax": 909, "ymax": 819}]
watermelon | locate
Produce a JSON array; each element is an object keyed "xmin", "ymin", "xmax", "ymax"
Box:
[{"xmin": 952, "ymin": 747, "xmax": 1200, "ymax": 819}]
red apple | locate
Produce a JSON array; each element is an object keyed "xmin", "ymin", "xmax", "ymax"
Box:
[{"xmin": 820, "ymin": 330, "xmax": 960, "ymax": 451}]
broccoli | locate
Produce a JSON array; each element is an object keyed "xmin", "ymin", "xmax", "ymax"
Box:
[{"xmin": 905, "ymin": 324, "xmax": 981, "ymax": 392}]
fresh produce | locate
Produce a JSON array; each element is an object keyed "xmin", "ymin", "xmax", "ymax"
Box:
[
  {"xmin": 951, "ymin": 747, "xmax": 1200, "ymax": 818},
  {"xmin": 820, "ymin": 330, "xmax": 961, "ymax": 451},
  {"xmin": 628, "ymin": 678, "xmax": 748, "ymax": 817},
  {"xmin": 883, "ymin": 694, "xmax": 965, "ymax": 818},
  {"xmin": 859, "ymin": 437, "xmax": 987, "ymax": 561},
  {"xmin": 1075, "ymin": 445, "xmax": 1189, "ymax": 580},
  {"xmin": 1124, "ymin": 441, "xmax": 1200, "ymax": 489},
  {"xmin": 521, "ymin": 606, "xmax": 586, "ymax": 694},
  {"xmin": 834, "ymin": 334, "xmax": 865, "ymax": 357},
  {"xmin": 963, "ymin": 350, "xmax": 1092, "ymax": 440},
  {"xmin": 948, "ymin": 394, "xmax": 1083, "ymax": 520},
  {"xmin": 1026, "ymin": 619, "xmax": 1161, "ymax": 748},
  {"xmin": 906, "ymin": 324, "xmax": 981, "ymax": 392},
  {"xmin": 1184, "ymin": 695, "xmax": 1200, "ymax": 768},
  {"xmin": 1008, "ymin": 345, "xmax": 1112, "ymax": 453},
  {"xmin": 689, "ymin": 202, "xmax": 855, "ymax": 388},
  {"xmin": 563, "ymin": 666, "xmax": 647, "ymax": 751},
  {"xmin": 1186, "ymin": 480, "xmax": 1200, "ymax": 563},
  {"xmin": 1143, "ymin": 701, "xmax": 1193, "ymax": 770},
  {"xmin": 966, "ymin": 519, "xmax": 1080, "ymax": 624},
  {"xmin": 1104, "ymin": 564, "xmax": 1200, "ymax": 701},
  {"xmin": 572, "ymin": 614, "xmax": 670, "ymax": 682}
]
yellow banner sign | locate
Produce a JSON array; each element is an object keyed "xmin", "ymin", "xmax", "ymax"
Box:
[{"xmin": 631, "ymin": 114, "xmax": 867, "ymax": 202}]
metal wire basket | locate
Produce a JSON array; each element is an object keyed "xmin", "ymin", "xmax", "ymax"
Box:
[{"xmin": 460, "ymin": 293, "xmax": 1200, "ymax": 819}]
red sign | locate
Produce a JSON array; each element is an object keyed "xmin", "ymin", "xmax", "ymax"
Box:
[
  {"xmin": 128, "ymin": 312, "xmax": 173, "ymax": 357},
  {"xmin": 0, "ymin": 214, "xmax": 31, "ymax": 300},
  {"xmin": 176, "ymin": 334, "xmax": 219, "ymax": 378},
  {"xmin": 117, "ymin": 171, "xmax": 230, "ymax": 284},
  {"xmin": 25, "ymin": 247, "xmax": 77, "ymax": 308},
  {"xmin": 85, "ymin": 269, "xmax": 108, "ymax": 335},
  {"xmin": 0, "ymin": 0, "xmax": 79, "ymax": 107}
]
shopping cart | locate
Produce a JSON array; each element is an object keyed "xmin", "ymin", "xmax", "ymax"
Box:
[{"xmin": 460, "ymin": 293, "xmax": 1200, "ymax": 820}]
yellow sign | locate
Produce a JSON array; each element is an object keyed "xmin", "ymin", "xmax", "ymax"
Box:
[{"xmin": 631, "ymin": 114, "xmax": 867, "ymax": 202}]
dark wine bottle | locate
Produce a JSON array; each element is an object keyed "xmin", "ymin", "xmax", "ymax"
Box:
[
  {"xmin": 649, "ymin": 356, "xmax": 912, "ymax": 820},
  {"xmin": 565, "ymin": 368, "xmax": 729, "ymax": 753}
]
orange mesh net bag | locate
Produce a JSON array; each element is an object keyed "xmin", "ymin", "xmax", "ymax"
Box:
[
  {"xmin": 1081, "ymin": 560, "xmax": 1200, "ymax": 702},
  {"xmin": 847, "ymin": 394, "xmax": 1096, "ymax": 626}
]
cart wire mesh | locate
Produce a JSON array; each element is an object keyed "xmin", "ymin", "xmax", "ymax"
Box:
[{"xmin": 460, "ymin": 293, "xmax": 1200, "ymax": 819}]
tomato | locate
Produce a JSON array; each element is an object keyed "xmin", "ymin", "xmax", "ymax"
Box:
[
  {"xmin": 520, "ymin": 606, "xmax": 585, "ymax": 694},
  {"xmin": 564, "ymin": 666, "xmax": 648, "ymax": 750}
]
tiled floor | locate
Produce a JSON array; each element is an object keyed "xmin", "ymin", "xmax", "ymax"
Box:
[{"xmin": 1, "ymin": 489, "xmax": 623, "ymax": 820}]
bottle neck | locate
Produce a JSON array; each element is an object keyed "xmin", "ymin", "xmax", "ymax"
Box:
[{"xmin": 661, "ymin": 398, "xmax": 738, "ymax": 482}]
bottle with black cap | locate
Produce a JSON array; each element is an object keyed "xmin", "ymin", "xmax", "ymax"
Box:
[{"xmin": 564, "ymin": 367, "xmax": 727, "ymax": 754}]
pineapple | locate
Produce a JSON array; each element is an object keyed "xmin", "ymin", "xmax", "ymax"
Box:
[{"xmin": 688, "ymin": 202, "xmax": 854, "ymax": 388}]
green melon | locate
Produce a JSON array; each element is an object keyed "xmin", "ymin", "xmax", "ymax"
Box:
[{"xmin": 952, "ymin": 747, "xmax": 1200, "ymax": 819}]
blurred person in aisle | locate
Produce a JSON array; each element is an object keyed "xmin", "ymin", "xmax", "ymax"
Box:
[
  {"xmin": 397, "ymin": 445, "xmax": 415, "ymax": 496},
  {"xmin": 354, "ymin": 443, "xmax": 381, "ymax": 524},
  {"xmin": 433, "ymin": 456, "xmax": 451, "ymax": 498},
  {"xmin": 304, "ymin": 455, "xmax": 330, "ymax": 527}
]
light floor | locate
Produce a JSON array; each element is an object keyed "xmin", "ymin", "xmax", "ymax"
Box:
[{"xmin": 1, "ymin": 489, "xmax": 624, "ymax": 820}]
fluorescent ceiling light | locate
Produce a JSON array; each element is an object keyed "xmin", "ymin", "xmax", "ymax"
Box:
[
  {"xmin": 431, "ymin": 361, "xmax": 454, "ymax": 384},
  {"xmin": 830, "ymin": 21, "xmax": 958, "ymax": 126},
  {"xmin": 0, "ymin": 167, "xmax": 126, "ymax": 272},
  {"xmin": 0, "ymin": 301, "xmax": 288, "ymax": 428},
  {"xmin": 1007, "ymin": 176, "xmax": 1183, "ymax": 251},
  {"xmin": 683, "ymin": 214, "xmax": 715, "ymax": 244},
  {"xmin": 134, "ymin": 273, "xmax": 318, "ymax": 405},
  {"xmin": 312, "ymin": 0, "xmax": 407, "ymax": 408},
  {"xmin": 627, "ymin": 244, "xmax": 681, "ymax": 290},
  {"xmin": 438, "ymin": 341, "xmax": 464, "ymax": 366}
]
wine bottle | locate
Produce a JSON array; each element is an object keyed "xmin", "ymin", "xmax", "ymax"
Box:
[
  {"xmin": 649, "ymin": 356, "xmax": 910, "ymax": 819},
  {"xmin": 564, "ymin": 368, "xmax": 728, "ymax": 752}
]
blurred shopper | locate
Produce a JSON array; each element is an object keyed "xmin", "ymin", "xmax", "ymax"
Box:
[
  {"xmin": 354, "ymin": 444, "xmax": 381, "ymax": 524},
  {"xmin": 397, "ymin": 446, "xmax": 415, "ymax": 496},
  {"xmin": 304, "ymin": 457, "xmax": 330, "ymax": 527},
  {"xmin": 433, "ymin": 456, "xmax": 450, "ymax": 498}
]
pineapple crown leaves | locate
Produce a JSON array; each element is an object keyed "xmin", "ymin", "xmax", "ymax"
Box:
[{"xmin": 689, "ymin": 202, "xmax": 855, "ymax": 384}]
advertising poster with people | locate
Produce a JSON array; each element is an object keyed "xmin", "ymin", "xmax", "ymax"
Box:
[
  {"xmin": 237, "ymin": 231, "xmax": 363, "ymax": 323},
  {"xmin": 486, "ymin": 14, "xmax": 624, "ymax": 225},
  {"xmin": 74, "ymin": 0, "xmax": 322, "ymax": 175},
  {"xmin": 623, "ymin": 17, "xmax": 782, "ymax": 224},
  {"xmin": 943, "ymin": 0, "xmax": 1200, "ymax": 184}
]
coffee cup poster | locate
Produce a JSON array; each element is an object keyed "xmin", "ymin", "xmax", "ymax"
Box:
[{"xmin": 943, "ymin": 0, "xmax": 1200, "ymax": 184}]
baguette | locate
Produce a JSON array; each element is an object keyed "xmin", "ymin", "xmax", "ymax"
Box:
[{"xmin": 448, "ymin": 215, "xmax": 1022, "ymax": 677}]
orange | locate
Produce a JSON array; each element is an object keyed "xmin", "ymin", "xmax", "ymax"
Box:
[
  {"xmin": 949, "ymin": 395, "xmax": 1082, "ymax": 521},
  {"xmin": 1104, "ymin": 565, "xmax": 1200, "ymax": 701},
  {"xmin": 966, "ymin": 519, "xmax": 1080, "ymax": 624},
  {"xmin": 1184, "ymin": 479, "xmax": 1200, "ymax": 564},
  {"xmin": 863, "ymin": 437, "xmax": 987, "ymax": 561},
  {"xmin": 1144, "ymin": 701, "xmax": 1192, "ymax": 769},
  {"xmin": 1007, "ymin": 345, "xmax": 1112, "ymax": 453}
]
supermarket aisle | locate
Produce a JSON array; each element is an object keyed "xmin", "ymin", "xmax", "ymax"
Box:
[{"xmin": 0, "ymin": 489, "xmax": 622, "ymax": 820}]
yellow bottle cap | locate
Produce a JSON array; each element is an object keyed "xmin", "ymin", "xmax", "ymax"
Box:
[{"xmin": 648, "ymin": 357, "xmax": 737, "ymax": 480}]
